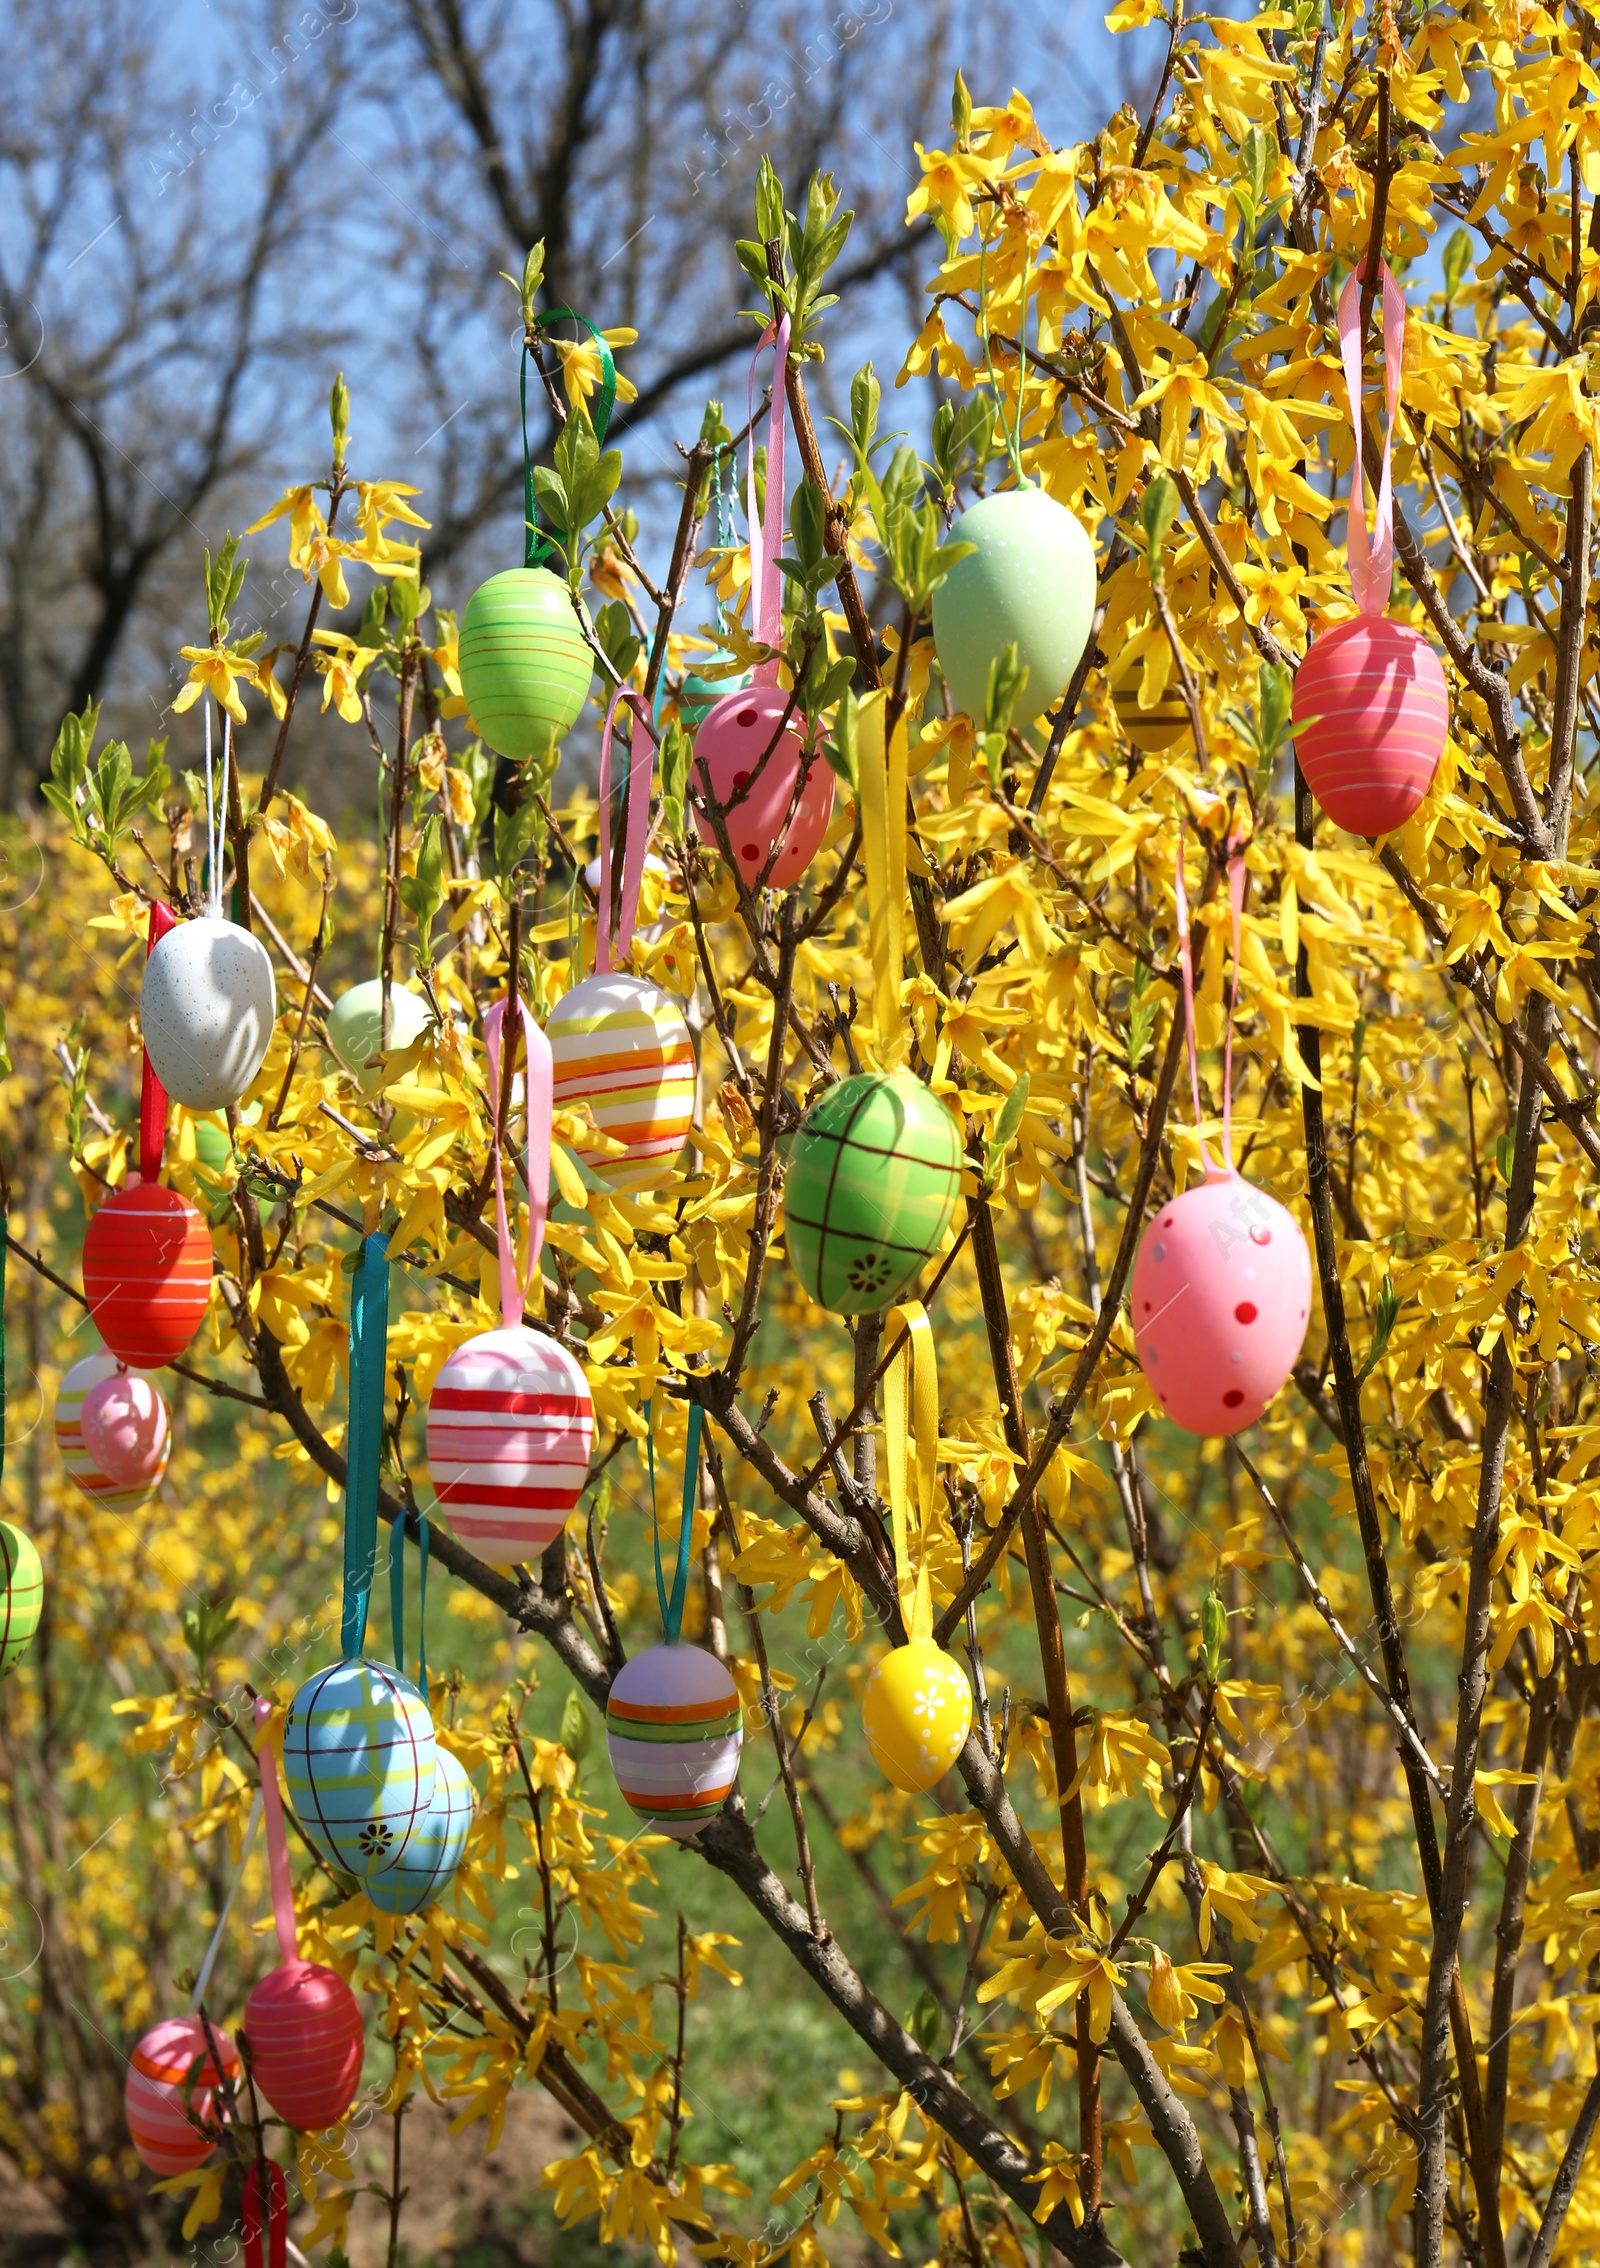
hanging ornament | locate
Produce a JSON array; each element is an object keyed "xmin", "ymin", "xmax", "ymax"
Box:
[
  {"xmin": 605, "ymin": 1404, "xmax": 743, "ymax": 1838},
  {"xmin": 426, "ymin": 984, "xmax": 594, "ymax": 1564},
  {"xmin": 457, "ymin": 313, "xmax": 615, "ymax": 760},
  {"xmin": 1111, "ymin": 661, "xmax": 1189, "ymax": 754},
  {"xmin": 1291, "ymin": 262, "xmax": 1448, "ymax": 835},
  {"xmin": 933, "ymin": 484, "xmax": 1096, "ymax": 726},
  {"xmin": 80, "ymin": 1369, "xmax": 169, "ymax": 1491},
  {"xmin": 284, "ymin": 1236, "xmax": 437, "ymax": 1876},
  {"xmin": 679, "ymin": 656, "xmax": 751, "ymax": 727},
  {"xmin": 140, "ymin": 709, "xmax": 276, "ymax": 1109},
  {"xmin": 547, "ymin": 697, "xmax": 695, "ymax": 1191},
  {"xmin": 1131, "ymin": 844, "xmax": 1311, "ymax": 1436},
  {"xmin": 82, "ymin": 1185, "xmax": 213, "ymax": 1371},
  {"xmin": 125, "ymin": 2015, "xmax": 238, "ymax": 2175},
  {"xmin": 858, "ymin": 1305, "xmax": 972, "ymax": 1792},
  {"xmin": 325, "ymin": 981, "xmax": 432, "ymax": 1080},
  {"xmin": 242, "ymin": 1698, "xmax": 365, "ymax": 2132},
  {"xmin": 0, "ymin": 1524, "xmax": 41, "ymax": 1679},
  {"xmin": 691, "ymin": 316, "xmax": 834, "ymax": 886},
  {"xmin": 56, "ymin": 1351, "xmax": 171, "ymax": 1513},
  {"xmin": 365, "ymin": 1745, "xmax": 474, "ymax": 1917},
  {"xmin": 785, "ymin": 1072, "xmax": 961, "ymax": 1314}
]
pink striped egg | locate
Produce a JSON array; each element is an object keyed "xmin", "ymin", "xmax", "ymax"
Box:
[
  {"xmin": 56, "ymin": 1352, "xmax": 170, "ymax": 1514},
  {"xmin": 1291, "ymin": 616, "xmax": 1448, "ymax": 835},
  {"xmin": 425, "ymin": 1327, "xmax": 593, "ymax": 1568},
  {"xmin": 547, "ymin": 974, "xmax": 695, "ymax": 1192},
  {"xmin": 125, "ymin": 2014, "xmax": 238, "ymax": 2175},
  {"xmin": 242, "ymin": 1959, "xmax": 364, "ymax": 2132}
]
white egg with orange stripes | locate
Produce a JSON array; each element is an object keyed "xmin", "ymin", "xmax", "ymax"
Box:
[
  {"xmin": 605, "ymin": 1643, "xmax": 743, "ymax": 1840},
  {"xmin": 424, "ymin": 1326, "xmax": 593, "ymax": 1568},
  {"xmin": 546, "ymin": 972, "xmax": 694, "ymax": 1192}
]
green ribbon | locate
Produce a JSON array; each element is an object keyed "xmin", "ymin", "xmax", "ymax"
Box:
[
  {"xmin": 0, "ymin": 1217, "xmax": 8, "ymax": 1492},
  {"xmin": 644, "ymin": 1398, "xmax": 704, "ymax": 1648},
  {"xmin": 340, "ymin": 1232, "xmax": 391, "ymax": 1660},
  {"xmin": 522, "ymin": 310, "xmax": 617, "ymax": 569},
  {"xmin": 389, "ymin": 1509, "xmax": 430, "ymax": 1702}
]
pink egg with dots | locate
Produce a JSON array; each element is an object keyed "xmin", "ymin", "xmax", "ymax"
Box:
[
  {"xmin": 691, "ymin": 683, "xmax": 835, "ymax": 887},
  {"xmin": 1131, "ymin": 1169, "xmax": 1311, "ymax": 1437},
  {"xmin": 81, "ymin": 1370, "xmax": 170, "ymax": 1489}
]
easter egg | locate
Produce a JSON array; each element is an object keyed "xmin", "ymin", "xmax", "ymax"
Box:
[
  {"xmin": 691, "ymin": 683, "xmax": 835, "ymax": 887},
  {"xmin": 931, "ymin": 486, "xmax": 1096, "ymax": 726},
  {"xmin": 55, "ymin": 1351, "xmax": 170, "ymax": 1514},
  {"xmin": 82, "ymin": 1184, "xmax": 213, "ymax": 1370},
  {"xmin": 140, "ymin": 916, "xmax": 277, "ymax": 1110},
  {"xmin": 425, "ymin": 1326, "xmax": 593, "ymax": 1568},
  {"xmin": 325, "ymin": 981, "xmax": 432, "ymax": 1080},
  {"xmin": 242, "ymin": 1959, "xmax": 364, "ymax": 2132},
  {"xmin": 458, "ymin": 566, "xmax": 595, "ymax": 761},
  {"xmin": 80, "ymin": 1371, "xmax": 169, "ymax": 1491},
  {"xmin": 783, "ymin": 1072, "xmax": 962, "ymax": 1315},
  {"xmin": 1131, "ymin": 1169, "xmax": 1312, "ymax": 1437},
  {"xmin": 547, "ymin": 973, "xmax": 695, "ymax": 1192},
  {"xmin": 605, "ymin": 1644, "xmax": 743, "ymax": 1840},
  {"xmin": 862, "ymin": 1641, "xmax": 972, "ymax": 1794},
  {"xmin": 1291, "ymin": 615, "xmax": 1448, "ymax": 835},
  {"xmin": 680, "ymin": 656, "xmax": 751, "ymax": 726},
  {"xmin": 283, "ymin": 1659, "xmax": 436, "ymax": 1878},
  {"xmin": 1111, "ymin": 671, "xmax": 1189, "ymax": 753},
  {"xmin": 125, "ymin": 2014, "xmax": 238, "ymax": 2176},
  {"xmin": 0, "ymin": 1523, "xmax": 42, "ymax": 1678},
  {"xmin": 365, "ymin": 1746, "xmax": 474, "ymax": 1916}
]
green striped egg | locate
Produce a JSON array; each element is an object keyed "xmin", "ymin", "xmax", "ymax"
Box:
[
  {"xmin": 0, "ymin": 1523, "xmax": 42, "ymax": 1677},
  {"xmin": 365, "ymin": 1744, "xmax": 473, "ymax": 1915},
  {"xmin": 605, "ymin": 1644, "xmax": 743, "ymax": 1840},
  {"xmin": 458, "ymin": 567, "xmax": 594, "ymax": 761},
  {"xmin": 784, "ymin": 1071, "xmax": 962, "ymax": 1315}
]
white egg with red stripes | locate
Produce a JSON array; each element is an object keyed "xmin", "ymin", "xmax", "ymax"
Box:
[{"xmin": 424, "ymin": 1326, "xmax": 593, "ymax": 1568}]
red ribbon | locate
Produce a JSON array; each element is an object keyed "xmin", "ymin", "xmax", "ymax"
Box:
[
  {"xmin": 138, "ymin": 902, "xmax": 177, "ymax": 1183},
  {"xmin": 242, "ymin": 2160, "xmax": 287, "ymax": 2268}
]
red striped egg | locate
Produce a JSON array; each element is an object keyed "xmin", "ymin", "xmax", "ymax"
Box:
[
  {"xmin": 56, "ymin": 1351, "xmax": 170, "ymax": 1513},
  {"xmin": 425, "ymin": 1327, "xmax": 592, "ymax": 1568},
  {"xmin": 82, "ymin": 1185, "xmax": 212, "ymax": 1370},
  {"xmin": 242, "ymin": 1959, "xmax": 364, "ymax": 2132},
  {"xmin": 125, "ymin": 2014, "xmax": 238, "ymax": 2175},
  {"xmin": 1291, "ymin": 616, "xmax": 1448, "ymax": 835}
]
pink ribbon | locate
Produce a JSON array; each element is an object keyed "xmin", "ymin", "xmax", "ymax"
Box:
[
  {"xmin": 595, "ymin": 687, "xmax": 657, "ymax": 974},
  {"xmin": 1335, "ymin": 258, "xmax": 1405, "ymax": 616},
  {"xmin": 1174, "ymin": 833, "xmax": 1248, "ymax": 1178},
  {"xmin": 746, "ymin": 314, "xmax": 791, "ymax": 682},
  {"xmin": 254, "ymin": 1696, "xmax": 297, "ymax": 1967},
  {"xmin": 243, "ymin": 2161, "xmax": 288, "ymax": 2268},
  {"xmin": 138, "ymin": 901, "xmax": 177, "ymax": 1183},
  {"xmin": 483, "ymin": 995, "xmax": 551, "ymax": 1329}
]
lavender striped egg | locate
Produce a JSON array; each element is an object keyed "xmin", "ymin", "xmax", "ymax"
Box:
[
  {"xmin": 605, "ymin": 1644, "xmax": 743, "ymax": 1840},
  {"xmin": 425, "ymin": 1327, "xmax": 593, "ymax": 1569},
  {"xmin": 547, "ymin": 974, "xmax": 695, "ymax": 1192}
]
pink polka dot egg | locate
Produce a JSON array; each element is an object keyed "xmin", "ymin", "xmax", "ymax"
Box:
[
  {"xmin": 691, "ymin": 683, "xmax": 834, "ymax": 887},
  {"xmin": 1131, "ymin": 1170, "xmax": 1311, "ymax": 1437}
]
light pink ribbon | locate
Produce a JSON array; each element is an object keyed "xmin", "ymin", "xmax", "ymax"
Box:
[
  {"xmin": 595, "ymin": 686, "xmax": 656, "ymax": 973},
  {"xmin": 746, "ymin": 313, "xmax": 791, "ymax": 683},
  {"xmin": 255, "ymin": 1696, "xmax": 297, "ymax": 1967},
  {"xmin": 1335, "ymin": 257, "xmax": 1405, "ymax": 616},
  {"xmin": 1174, "ymin": 833, "xmax": 1248, "ymax": 1178},
  {"xmin": 484, "ymin": 995, "xmax": 551, "ymax": 1329}
]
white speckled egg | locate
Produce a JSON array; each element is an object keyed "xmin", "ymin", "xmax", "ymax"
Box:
[{"xmin": 140, "ymin": 916, "xmax": 276, "ymax": 1110}]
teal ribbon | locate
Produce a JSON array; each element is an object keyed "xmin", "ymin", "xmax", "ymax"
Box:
[
  {"xmin": 389, "ymin": 1509, "xmax": 430, "ymax": 1702},
  {"xmin": 522, "ymin": 311, "xmax": 617, "ymax": 568},
  {"xmin": 0, "ymin": 1216, "xmax": 8, "ymax": 1491},
  {"xmin": 340, "ymin": 1233, "xmax": 391, "ymax": 1660},
  {"xmin": 644, "ymin": 1398, "xmax": 704, "ymax": 1648}
]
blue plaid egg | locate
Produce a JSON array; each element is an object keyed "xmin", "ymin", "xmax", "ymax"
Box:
[
  {"xmin": 283, "ymin": 1659, "xmax": 436, "ymax": 1878},
  {"xmin": 365, "ymin": 1745, "xmax": 473, "ymax": 1916}
]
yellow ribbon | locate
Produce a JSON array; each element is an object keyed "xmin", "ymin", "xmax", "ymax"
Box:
[
  {"xmin": 857, "ymin": 688, "xmax": 907, "ymax": 1063},
  {"xmin": 883, "ymin": 1300, "xmax": 938, "ymax": 1642}
]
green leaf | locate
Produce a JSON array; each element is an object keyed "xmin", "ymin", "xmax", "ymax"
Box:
[
  {"xmin": 1442, "ymin": 227, "xmax": 1471, "ymax": 305},
  {"xmin": 755, "ymin": 157, "xmax": 786, "ymax": 249},
  {"xmin": 906, "ymin": 1985, "xmax": 943, "ymax": 2056},
  {"xmin": 1358, "ymin": 1274, "xmax": 1400, "ymax": 1384},
  {"xmin": 182, "ymin": 1595, "xmax": 239, "ymax": 1680},
  {"xmin": 329, "ymin": 372, "xmax": 350, "ymax": 470},
  {"xmin": 983, "ymin": 642, "xmax": 1029, "ymax": 736},
  {"xmin": 1199, "ymin": 1587, "xmax": 1227, "ymax": 1684},
  {"xmin": 594, "ymin": 600, "xmax": 641, "ymax": 685},
  {"xmin": 826, "ymin": 686, "xmax": 860, "ymax": 790},
  {"xmin": 951, "ymin": 67, "xmax": 972, "ymax": 145},
  {"xmin": 1139, "ymin": 472, "xmax": 1180, "ymax": 573},
  {"xmin": 204, "ymin": 534, "xmax": 247, "ymax": 641},
  {"xmin": 1494, "ymin": 1130, "xmax": 1516, "ymax": 1183},
  {"xmin": 1238, "ymin": 126, "xmax": 1274, "ymax": 225},
  {"xmin": 398, "ymin": 815, "xmax": 447, "ymax": 965},
  {"xmin": 659, "ymin": 720, "xmax": 693, "ymax": 842},
  {"xmin": 494, "ymin": 788, "xmax": 543, "ymax": 887},
  {"xmin": 1258, "ymin": 661, "xmax": 1292, "ymax": 755},
  {"xmin": 983, "ymin": 1072, "xmax": 1030, "ymax": 1189},
  {"xmin": 560, "ymin": 1688, "xmax": 593, "ymax": 1764},
  {"xmin": 1125, "ymin": 961, "xmax": 1158, "ymax": 1073}
]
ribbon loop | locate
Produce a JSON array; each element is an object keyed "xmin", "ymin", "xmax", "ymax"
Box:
[
  {"xmin": 1335, "ymin": 258, "xmax": 1405, "ymax": 616},
  {"xmin": 883, "ymin": 1302, "xmax": 938, "ymax": 1643},
  {"xmin": 254, "ymin": 1697, "xmax": 298, "ymax": 1967},
  {"xmin": 243, "ymin": 2161, "xmax": 289, "ymax": 2268},
  {"xmin": 644, "ymin": 1400, "xmax": 704, "ymax": 1647},
  {"xmin": 857, "ymin": 691, "xmax": 908, "ymax": 1062},
  {"xmin": 523, "ymin": 313, "xmax": 617, "ymax": 569},
  {"xmin": 746, "ymin": 316, "xmax": 792, "ymax": 680},
  {"xmin": 484, "ymin": 995, "xmax": 552, "ymax": 1327},
  {"xmin": 340, "ymin": 1234, "xmax": 391, "ymax": 1661},
  {"xmin": 595, "ymin": 687, "xmax": 657, "ymax": 974},
  {"xmin": 388, "ymin": 1512, "xmax": 430, "ymax": 1702},
  {"xmin": 1174, "ymin": 831, "xmax": 1248, "ymax": 1177}
]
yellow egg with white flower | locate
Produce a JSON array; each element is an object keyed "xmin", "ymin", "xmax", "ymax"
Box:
[{"xmin": 861, "ymin": 1640, "xmax": 972, "ymax": 1794}]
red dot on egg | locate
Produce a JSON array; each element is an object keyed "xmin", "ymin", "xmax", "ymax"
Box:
[
  {"xmin": 736, "ymin": 706, "xmax": 758, "ymax": 728},
  {"xmin": 1222, "ymin": 1389, "xmax": 1245, "ymax": 1409},
  {"xmin": 1250, "ymin": 1226, "xmax": 1272, "ymax": 1246},
  {"xmin": 741, "ymin": 844, "xmax": 759, "ymax": 863},
  {"xmin": 1235, "ymin": 1302, "xmax": 1257, "ymax": 1324}
]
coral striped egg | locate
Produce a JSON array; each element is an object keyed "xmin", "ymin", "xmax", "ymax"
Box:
[
  {"xmin": 82, "ymin": 1184, "xmax": 212, "ymax": 1370},
  {"xmin": 692, "ymin": 684, "xmax": 835, "ymax": 887},
  {"xmin": 425, "ymin": 1326, "xmax": 592, "ymax": 1569},
  {"xmin": 283, "ymin": 1660, "xmax": 436, "ymax": 1879},
  {"xmin": 1131, "ymin": 1170, "xmax": 1311, "ymax": 1437},
  {"xmin": 547, "ymin": 973, "xmax": 695, "ymax": 1192},
  {"xmin": 605, "ymin": 1644, "xmax": 743, "ymax": 1840},
  {"xmin": 125, "ymin": 2014, "xmax": 238, "ymax": 2175},
  {"xmin": 365, "ymin": 1746, "xmax": 474, "ymax": 1917},
  {"xmin": 243, "ymin": 1960, "xmax": 364, "ymax": 2132},
  {"xmin": 81, "ymin": 1371, "xmax": 169, "ymax": 1490},
  {"xmin": 1291, "ymin": 616, "xmax": 1448, "ymax": 836},
  {"xmin": 56, "ymin": 1352, "xmax": 170, "ymax": 1514}
]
